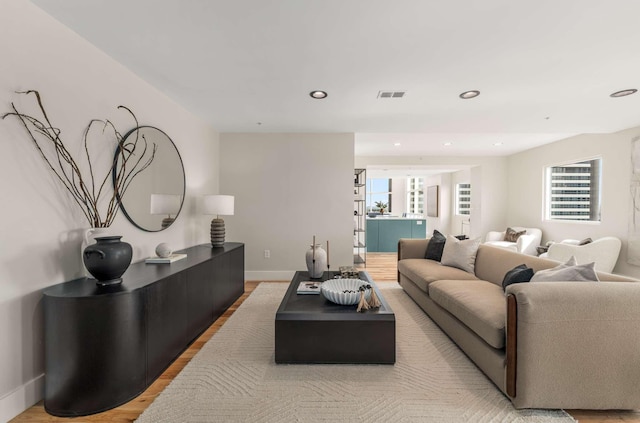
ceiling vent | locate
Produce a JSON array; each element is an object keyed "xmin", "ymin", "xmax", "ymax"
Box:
[{"xmin": 377, "ymin": 91, "xmax": 405, "ymax": 98}]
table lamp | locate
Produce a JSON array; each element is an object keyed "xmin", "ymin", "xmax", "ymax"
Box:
[
  {"xmin": 203, "ymin": 195, "xmax": 234, "ymax": 247},
  {"xmin": 150, "ymin": 194, "xmax": 182, "ymax": 229}
]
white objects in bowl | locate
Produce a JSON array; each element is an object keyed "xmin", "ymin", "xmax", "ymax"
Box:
[
  {"xmin": 321, "ymin": 278, "xmax": 371, "ymax": 305},
  {"xmin": 155, "ymin": 243, "xmax": 172, "ymax": 258}
]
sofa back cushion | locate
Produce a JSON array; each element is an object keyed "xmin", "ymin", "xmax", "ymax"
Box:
[
  {"xmin": 475, "ymin": 244, "xmax": 639, "ymax": 285},
  {"xmin": 474, "ymin": 245, "xmax": 561, "ymax": 286}
]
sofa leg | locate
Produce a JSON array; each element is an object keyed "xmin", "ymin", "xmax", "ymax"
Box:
[{"xmin": 506, "ymin": 294, "xmax": 517, "ymax": 398}]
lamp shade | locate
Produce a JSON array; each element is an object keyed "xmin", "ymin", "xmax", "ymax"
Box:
[
  {"xmin": 150, "ymin": 194, "xmax": 182, "ymax": 215},
  {"xmin": 204, "ymin": 195, "xmax": 234, "ymax": 216}
]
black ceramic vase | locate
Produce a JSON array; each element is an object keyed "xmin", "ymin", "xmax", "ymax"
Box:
[{"xmin": 83, "ymin": 236, "xmax": 133, "ymax": 286}]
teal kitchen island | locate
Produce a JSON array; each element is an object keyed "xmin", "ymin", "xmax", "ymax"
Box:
[{"xmin": 366, "ymin": 217, "xmax": 426, "ymax": 252}]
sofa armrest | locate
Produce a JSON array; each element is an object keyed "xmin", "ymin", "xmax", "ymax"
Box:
[
  {"xmin": 547, "ymin": 238, "xmax": 622, "ymax": 273},
  {"xmin": 506, "ymin": 282, "xmax": 640, "ymax": 409},
  {"xmin": 485, "ymin": 231, "xmax": 505, "ymax": 242},
  {"xmin": 397, "ymin": 238, "xmax": 429, "ymax": 260},
  {"xmin": 515, "ymin": 234, "xmax": 538, "ymax": 256}
]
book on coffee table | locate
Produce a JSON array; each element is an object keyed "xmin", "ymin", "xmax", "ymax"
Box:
[{"xmin": 297, "ymin": 281, "xmax": 322, "ymax": 294}]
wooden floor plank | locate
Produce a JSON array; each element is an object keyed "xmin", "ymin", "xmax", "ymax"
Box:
[{"xmin": 11, "ymin": 259, "xmax": 640, "ymax": 422}]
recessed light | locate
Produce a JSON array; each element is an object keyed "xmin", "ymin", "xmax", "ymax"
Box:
[
  {"xmin": 459, "ymin": 90, "xmax": 480, "ymax": 99},
  {"xmin": 443, "ymin": 142, "xmax": 453, "ymax": 146},
  {"xmin": 610, "ymin": 89, "xmax": 637, "ymax": 98},
  {"xmin": 394, "ymin": 142, "xmax": 401, "ymax": 147},
  {"xmin": 309, "ymin": 90, "xmax": 328, "ymax": 99},
  {"xmin": 493, "ymin": 142, "xmax": 503, "ymax": 146}
]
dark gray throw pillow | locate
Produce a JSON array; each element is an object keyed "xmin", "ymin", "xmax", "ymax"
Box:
[
  {"xmin": 425, "ymin": 230, "xmax": 447, "ymax": 261},
  {"xmin": 502, "ymin": 264, "xmax": 534, "ymax": 291}
]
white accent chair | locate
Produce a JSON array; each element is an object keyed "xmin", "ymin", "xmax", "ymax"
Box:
[
  {"xmin": 484, "ymin": 227, "xmax": 542, "ymax": 256},
  {"xmin": 542, "ymin": 237, "xmax": 622, "ymax": 273}
]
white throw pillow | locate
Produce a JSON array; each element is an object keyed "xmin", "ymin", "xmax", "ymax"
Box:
[
  {"xmin": 440, "ymin": 235, "xmax": 482, "ymax": 274},
  {"xmin": 530, "ymin": 256, "xmax": 599, "ymax": 282}
]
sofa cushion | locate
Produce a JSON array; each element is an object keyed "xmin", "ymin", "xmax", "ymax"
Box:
[
  {"xmin": 530, "ymin": 261, "xmax": 599, "ymax": 282},
  {"xmin": 425, "ymin": 230, "xmax": 447, "ymax": 261},
  {"xmin": 440, "ymin": 235, "xmax": 482, "ymax": 273},
  {"xmin": 398, "ymin": 259, "xmax": 478, "ymax": 292},
  {"xmin": 502, "ymin": 264, "xmax": 534, "ymax": 291},
  {"xmin": 474, "ymin": 245, "xmax": 562, "ymax": 286},
  {"xmin": 483, "ymin": 240, "xmax": 518, "ymax": 252},
  {"xmin": 429, "ymin": 279, "xmax": 506, "ymax": 349}
]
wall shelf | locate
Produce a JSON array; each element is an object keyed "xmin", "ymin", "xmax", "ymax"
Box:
[{"xmin": 354, "ymin": 169, "xmax": 366, "ymax": 266}]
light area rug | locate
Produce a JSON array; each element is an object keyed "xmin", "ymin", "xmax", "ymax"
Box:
[{"xmin": 136, "ymin": 282, "xmax": 575, "ymax": 423}]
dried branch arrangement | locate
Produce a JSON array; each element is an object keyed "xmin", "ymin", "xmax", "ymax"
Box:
[{"xmin": 2, "ymin": 90, "xmax": 156, "ymax": 227}]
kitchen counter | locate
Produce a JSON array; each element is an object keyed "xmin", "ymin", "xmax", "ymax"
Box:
[
  {"xmin": 367, "ymin": 218, "xmax": 426, "ymax": 252},
  {"xmin": 366, "ymin": 216, "xmax": 424, "ymax": 220}
]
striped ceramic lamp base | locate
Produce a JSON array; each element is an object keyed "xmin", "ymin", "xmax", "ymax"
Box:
[{"xmin": 210, "ymin": 218, "xmax": 226, "ymax": 247}]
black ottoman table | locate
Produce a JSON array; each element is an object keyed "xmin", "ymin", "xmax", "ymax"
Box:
[{"xmin": 275, "ymin": 270, "xmax": 395, "ymax": 364}]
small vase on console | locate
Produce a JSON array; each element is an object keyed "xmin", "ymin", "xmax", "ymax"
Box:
[
  {"xmin": 83, "ymin": 236, "xmax": 133, "ymax": 286},
  {"xmin": 305, "ymin": 244, "xmax": 327, "ymax": 279}
]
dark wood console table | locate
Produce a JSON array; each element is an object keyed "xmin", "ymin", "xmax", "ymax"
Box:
[{"xmin": 42, "ymin": 242, "xmax": 244, "ymax": 417}]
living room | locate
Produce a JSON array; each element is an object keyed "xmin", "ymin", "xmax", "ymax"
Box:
[{"xmin": 2, "ymin": 1, "xmax": 640, "ymax": 422}]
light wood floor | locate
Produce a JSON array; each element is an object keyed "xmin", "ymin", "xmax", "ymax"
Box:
[{"xmin": 12, "ymin": 253, "xmax": 640, "ymax": 422}]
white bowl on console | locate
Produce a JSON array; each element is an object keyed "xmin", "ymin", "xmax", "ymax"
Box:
[{"xmin": 321, "ymin": 278, "xmax": 371, "ymax": 305}]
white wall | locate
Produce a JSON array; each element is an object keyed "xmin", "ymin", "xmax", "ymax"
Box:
[
  {"xmin": 424, "ymin": 173, "xmax": 452, "ymax": 235},
  {"xmin": 219, "ymin": 133, "xmax": 354, "ymax": 279},
  {"xmin": 472, "ymin": 160, "xmax": 509, "ymax": 239},
  {"xmin": 0, "ymin": 2, "xmax": 218, "ymax": 420},
  {"xmin": 507, "ymin": 126, "xmax": 640, "ymax": 277}
]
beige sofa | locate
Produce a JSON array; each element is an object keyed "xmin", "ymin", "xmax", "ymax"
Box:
[{"xmin": 398, "ymin": 238, "xmax": 640, "ymax": 410}]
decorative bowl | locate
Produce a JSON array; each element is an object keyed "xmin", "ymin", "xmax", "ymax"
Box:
[{"xmin": 321, "ymin": 278, "xmax": 371, "ymax": 305}]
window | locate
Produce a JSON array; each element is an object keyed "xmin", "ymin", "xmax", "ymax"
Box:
[
  {"xmin": 545, "ymin": 158, "xmax": 601, "ymax": 221},
  {"xmin": 406, "ymin": 177, "xmax": 424, "ymax": 214},
  {"xmin": 366, "ymin": 178, "xmax": 392, "ymax": 213},
  {"xmin": 455, "ymin": 183, "xmax": 471, "ymax": 215}
]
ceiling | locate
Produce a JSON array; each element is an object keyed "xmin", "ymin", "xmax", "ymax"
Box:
[{"xmin": 31, "ymin": 0, "xmax": 640, "ymax": 157}]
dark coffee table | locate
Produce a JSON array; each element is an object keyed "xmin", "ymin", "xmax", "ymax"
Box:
[{"xmin": 275, "ymin": 271, "xmax": 395, "ymax": 364}]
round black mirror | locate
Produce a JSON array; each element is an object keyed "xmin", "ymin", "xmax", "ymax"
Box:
[{"xmin": 114, "ymin": 126, "xmax": 185, "ymax": 232}]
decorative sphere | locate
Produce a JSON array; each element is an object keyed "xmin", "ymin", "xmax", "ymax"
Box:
[{"xmin": 155, "ymin": 243, "xmax": 172, "ymax": 258}]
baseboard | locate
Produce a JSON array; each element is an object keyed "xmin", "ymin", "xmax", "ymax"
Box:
[
  {"xmin": 245, "ymin": 270, "xmax": 296, "ymax": 281},
  {"xmin": 0, "ymin": 374, "xmax": 44, "ymax": 422}
]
